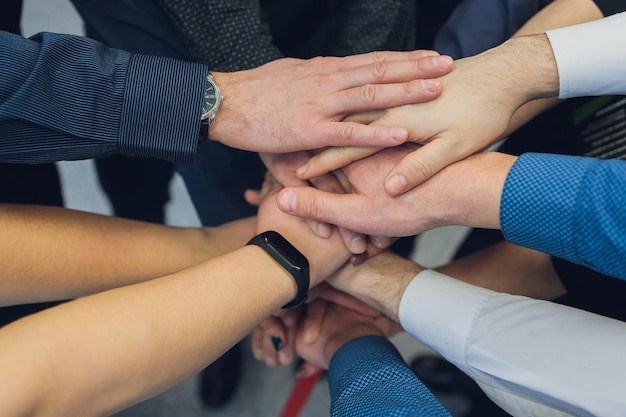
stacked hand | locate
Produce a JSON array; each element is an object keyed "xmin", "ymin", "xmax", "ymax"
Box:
[
  {"xmin": 211, "ymin": 50, "xmax": 454, "ymax": 153},
  {"xmin": 252, "ymin": 284, "xmax": 401, "ymax": 376}
]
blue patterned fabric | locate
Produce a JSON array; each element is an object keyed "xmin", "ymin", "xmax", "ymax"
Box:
[
  {"xmin": 0, "ymin": 30, "xmax": 206, "ymax": 165},
  {"xmin": 501, "ymin": 153, "xmax": 626, "ymax": 280},
  {"xmin": 328, "ymin": 336, "xmax": 452, "ymax": 417}
]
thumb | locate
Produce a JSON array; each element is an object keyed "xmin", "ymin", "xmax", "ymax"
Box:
[
  {"xmin": 277, "ymin": 187, "xmax": 361, "ymax": 230},
  {"xmin": 384, "ymin": 140, "xmax": 461, "ymax": 195}
]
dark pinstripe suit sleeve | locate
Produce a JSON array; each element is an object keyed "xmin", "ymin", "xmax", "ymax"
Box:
[
  {"xmin": 327, "ymin": 336, "xmax": 452, "ymax": 417},
  {"xmin": 0, "ymin": 30, "xmax": 207, "ymax": 164},
  {"xmin": 501, "ymin": 153, "xmax": 626, "ymax": 280}
]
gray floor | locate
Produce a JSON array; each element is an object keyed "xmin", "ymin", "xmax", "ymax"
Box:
[{"xmin": 21, "ymin": 1, "xmax": 472, "ymax": 415}]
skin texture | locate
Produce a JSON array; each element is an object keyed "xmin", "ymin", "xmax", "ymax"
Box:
[
  {"xmin": 278, "ymin": 148, "xmax": 515, "ymax": 238},
  {"xmin": 293, "ymin": 34, "xmax": 559, "ymax": 194},
  {"xmin": 294, "ymin": 0, "xmax": 603, "ymax": 194},
  {"xmin": 0, "ymin": 183, "xmax": 352, "ymax": 417},
  {"xmin": 210, "ymin": 51, "xmax": 453, "ymax": 153}
]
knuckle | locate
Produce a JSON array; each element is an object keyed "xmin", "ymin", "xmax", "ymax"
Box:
[
  {"xmin": 339, "ymin": 123, "xmax": 359, "ymax": 144},
  {"xmin": 406, "ymin": 158, "xmax": 434, "ymax": 183},
  {"xmin": 370, "ymin": 61, "xmax": 388, "ymax": 80},
  {"xmin": 360, "ymin": 84, "xmax": 377, "ymax": 103}
]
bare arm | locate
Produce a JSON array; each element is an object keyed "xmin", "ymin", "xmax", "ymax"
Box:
[
  {"xmin": 0, "ymin": 205, "xmax": 256, "ymax": 306},
  {"xmin": 0, "ymin": 185, "xmax": 351, "ymax": 417}
]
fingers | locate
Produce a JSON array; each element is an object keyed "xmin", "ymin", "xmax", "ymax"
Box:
[
  {"xmin": 384, "ymin": 140, "xmax": 466, "ymax": 195},
  {"xmin": 251, "ymin": 315, "xmax": 297, "ymax": 367},
  {"xmin": 335, "ymin": 53, "xmax": 453, "ymax": 90},
  {"xmin": 332, "ymin": 49, "xmax": 442, "ymax": 72},
  {"xmin": 297, "ymin": 146, "xmax": 379, "ymax": 180},
  {"xmin": 244, "ymin": 189, "xmax": 262, "ymax": 206},
  {"xmin": 299, "ymin": 300, "xmax": 327, "ymax": 346},
  {"xmin": 338, "ymin": 226, "xmax": 366, "ymax": 254},
  {"xmin": 329, "ymin": 78, "xmax": 444, "ymax": 118},
  {"xmin": 278, "ymin": 187, "xmax": 369, "ymax": 234}
]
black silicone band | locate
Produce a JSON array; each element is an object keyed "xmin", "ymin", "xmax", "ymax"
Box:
[{"xmin": 247, "ymin": 231, "xmax": 310, "ymax": 309}]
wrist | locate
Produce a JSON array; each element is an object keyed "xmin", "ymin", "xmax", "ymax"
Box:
[
  {"xmin": 445, "ymin": 152, "xmax": 517, "ymax": 230},
  {"xmin": 340, "ymin": 252, "xmax": 421, "ymax": 323},
  {"xmin": 499, "ymin": 34, "xmax": 560, "ymax": 103}
]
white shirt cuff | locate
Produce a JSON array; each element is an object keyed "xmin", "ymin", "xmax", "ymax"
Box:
[
  {"xmin": 546, "ymin": 12, "xmax": 626, "ymax": 99},
  {"xmin": 398, "ymin": 269, "xmax": 496, "ymax": 365}
]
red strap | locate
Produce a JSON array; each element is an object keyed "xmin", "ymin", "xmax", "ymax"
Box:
[{"xmin": 279, "ymin": 370, "xmax": 325, "ymax": 417}]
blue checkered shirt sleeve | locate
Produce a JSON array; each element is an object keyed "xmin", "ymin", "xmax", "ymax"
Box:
[
  {"xmin": 327, "ymin": 336, "xmax": 452, "ymax": 417},
  {"xmin": 501, "ymin": 153, "xmax": 626, "ymax": 279}
]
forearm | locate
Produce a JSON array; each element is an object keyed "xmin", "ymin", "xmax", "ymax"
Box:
[
  {"xmin": 436, "ymin": 241, "xmax": 566, "ymax": 300},
  {"xmin": 329, "ymin": 251, "xmax": 421, "ymax": 323},
  {"xmin": 502, "ymin": 0, "xmax": 604, "ymax": 133},
  {"xmin": 0, "ymin": 205, "xmax": 255, "ymax": 306},
  {"xmin": 0, "ymin": 246, "xmax": 296, "ymax": 417}
]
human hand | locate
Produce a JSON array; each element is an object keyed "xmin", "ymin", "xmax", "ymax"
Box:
[
  {"xmin": 294, "ymin": 300, "xmax": 400, "ymax": 372},
  {"xmin": 278, "ymin": 148, "xmax": 516, "ymax": 238},
  {"xmin": 256, "ymin": 181, "xmax": 351, "ymax": 286},
  {"xmin": 258, "ymin": 153, "xmax": 371, "ymax": 254},
  {"xmin": 294, "ymin": 35, "xmax": 558, "ymax": 195},
  {"xmin": 210, "ymin": 51, "xmax": 453, "ymax": 153},
  {"xmin": 251, "ymin": 283, "xmax": 383, "ymax": 368}
]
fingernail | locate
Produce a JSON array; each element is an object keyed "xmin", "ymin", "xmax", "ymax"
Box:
[
  {"xmin": 423, "ymin": 79, "xmax": 441, "ymax": 92},
  {"xmin": 351, "ymin": 236, "xmax": 365, "ymax": 253},
  {"xmin": 350, "ymin": 253, "xmax": 368, "ymax": 265},
  {"xmin": 271, "ymin": 335, "xmax": 284, "ymax": 352},
  {"xmin": 373, "ymin": 235, "xmax": 390, "ymax": 248},
  {"xmin": 317, "ymin": 222, "xmax": 331, "ymax": 238},
  {"xmin": 296, "ymin": 164, "xmax": 309, "ymax": 178},
  {"xmin": 390, "ymin": 128, "xmax": 407, "ymax": 143},
  {"xmin": 386, "ymin": 174, "xmax": 408, "ymax": 195},
  {"xmin": 435, "ymin": 55, "xmax": 453, "ymax": 69},
  {"xmin": 279, "ymin": 190, "xmax": 297, "ymax": 212}
]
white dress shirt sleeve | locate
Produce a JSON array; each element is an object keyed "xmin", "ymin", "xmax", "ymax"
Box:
[
  {"xmin": 546, "ymin": 12, "xmax": 626, "ymax": 99},
  {"xmin": 399, "ymin": 269, "xmax": 626, "ymax": 417}
]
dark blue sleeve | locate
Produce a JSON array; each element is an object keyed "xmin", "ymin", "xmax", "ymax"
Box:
[
  {"xmin": 0, "ymin": 30, "xmax": 206, "ymax": 164},
  {"xmin": 327, "ymin": 335, "xmax": 452, "ymax": 417},
  {"xmin": 501, "ymin": 153, "xmax": 626, "ymax": 280},
  {"xmin": 434, "ymin": 0, "xmax": 552, "ymax": 59}
]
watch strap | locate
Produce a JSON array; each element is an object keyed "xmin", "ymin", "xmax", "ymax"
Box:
[{"xmin": 247, "ymin": 231, "xmax": 310, "ymax": 309}]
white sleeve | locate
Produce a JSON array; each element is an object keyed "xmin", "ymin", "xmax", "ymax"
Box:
[
  {"xmin": 546, "ymin": 12, "xmax": 626, "ymax": 99},
  {"xmin": 399, "ymin": 270, "xmax": 626, "ymax": 417}
]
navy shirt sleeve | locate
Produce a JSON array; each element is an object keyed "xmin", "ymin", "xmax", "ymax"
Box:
[
  {"xmin": 594, "ymin": 0, "xmax": 626, "ymax": 16},
  {"xmin": 434, "ymin": 0, "xmax": 552, "ymax": 59},
  {"xmin": 0, "ymin": 30, "xmax": 206, "ymax": 164},
  {"xmin": 327, "ymin": 335, "xmax": 452, "ymax": 417}
]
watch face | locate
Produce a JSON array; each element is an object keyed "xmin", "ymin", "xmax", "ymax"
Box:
[
  {"xmin": 203, "ymin": 82, "xmax": 218, "ymax": 115},
  {"xmin": 202, "ymin": 74, "xmax": 222, "ymax": 120}
]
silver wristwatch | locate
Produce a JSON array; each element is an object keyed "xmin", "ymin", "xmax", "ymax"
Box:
[{"xmin": 199, "ymin": 72, "xmax": 223, "ymax": 141}]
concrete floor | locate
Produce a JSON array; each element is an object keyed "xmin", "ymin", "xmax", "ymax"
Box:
[{"xmin": 20, "ymin": 0, "xmax": 472, "ymax": 415}]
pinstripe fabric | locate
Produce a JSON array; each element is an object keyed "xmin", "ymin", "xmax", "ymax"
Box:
[
  {"xmin": 0, "ymin": 30, "xmax": 206, "ymax": 164},
  {"xmin": 501, "ymin": 153, "xmax": 626, "ymax": 279},
  {"xmin": 328, "ymin": 336, "xmax": 452, "ymax": 417}
]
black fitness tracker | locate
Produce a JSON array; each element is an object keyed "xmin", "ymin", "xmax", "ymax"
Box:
[{"xmin": 247, "ymin": 231, "xmax": 310, "ymax": 309}]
